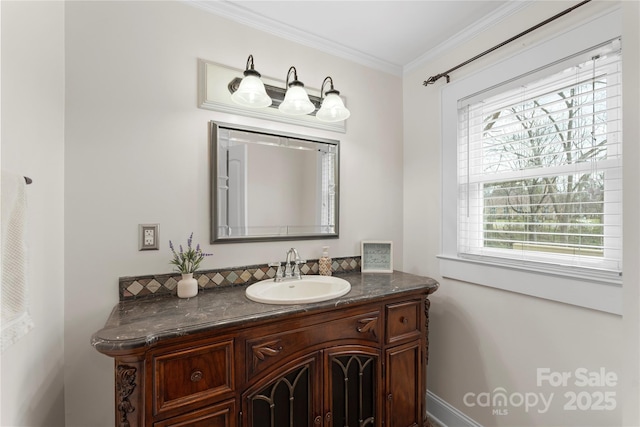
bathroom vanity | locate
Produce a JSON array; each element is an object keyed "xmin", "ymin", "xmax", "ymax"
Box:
[{"xmin": 92, "ymin": 271, "xmax": 438, "ymax": 427}]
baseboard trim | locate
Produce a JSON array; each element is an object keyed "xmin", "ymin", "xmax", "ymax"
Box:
[{"xmin": 427, "ymin": 390, "xmax": 484, "ymax": 427}]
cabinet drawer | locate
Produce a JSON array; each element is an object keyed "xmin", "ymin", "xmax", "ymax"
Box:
[
  {"xmin": 153, "ymin": 398, "xmax": 236, "ymax": 427},
  {"xmin": 153, "ymin": 340, "xmax": 234, "ymax": 416},
  {"xmin": 246, "ymin": 310, "xmax": 380, "ymax": 380},
  {"xmin": 386, "ymin": 300, "xmax": 421, "ymax": 344}
]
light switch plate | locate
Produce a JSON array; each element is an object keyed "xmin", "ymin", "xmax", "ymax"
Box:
[{"xmin": 139, "ymin": 224, "xmax": 159, "ymax": 251}]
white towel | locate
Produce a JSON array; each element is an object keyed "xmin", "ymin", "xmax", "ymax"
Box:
[{"xmin": 1, "ymin": 171, "xmax": 34, "ymax": 352}]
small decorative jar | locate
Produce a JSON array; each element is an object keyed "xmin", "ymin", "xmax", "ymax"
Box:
[{"xmin": 319, "ymin": 246, "xmax": 332, "ymax": 276}]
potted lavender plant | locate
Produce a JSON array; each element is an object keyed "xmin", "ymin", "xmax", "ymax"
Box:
[{"xmin": 169, "ymin": 233, "xmax": 212, "ymax": 298}]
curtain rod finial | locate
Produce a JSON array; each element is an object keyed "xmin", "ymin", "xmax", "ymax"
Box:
[
  {"xmin": 423, "ymin": 75, "xmax": 438, "ymax": 86},
  {"xmin": 423, "ymin": 73, "xmax": 450, "ymax": 86}
]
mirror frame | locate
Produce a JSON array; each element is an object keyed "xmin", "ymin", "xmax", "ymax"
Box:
[{"xmin": 209, "ymin": 121, "xmax": 340, "ymax": 244}]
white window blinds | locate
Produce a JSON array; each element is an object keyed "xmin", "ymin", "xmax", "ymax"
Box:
[{"xmin": 457, "ymin": 40, "xmax": 622, "ymax": 278}]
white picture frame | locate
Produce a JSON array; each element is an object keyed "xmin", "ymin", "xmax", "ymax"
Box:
[{"xmin": 361, "ymin": 241, "xmax": 393, "ymax": 273}]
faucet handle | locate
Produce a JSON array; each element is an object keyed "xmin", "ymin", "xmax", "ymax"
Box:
[
  {"xmin": 293, "ymin": 260, "xmax": 306, "ymax": 279},
  {"xmin": 269, "ymin": 262, "xmax": 283, "ymax": 282}
]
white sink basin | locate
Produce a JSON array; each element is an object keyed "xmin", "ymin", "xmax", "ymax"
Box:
[{"xmin": 245, "ymin": 275, "xmax": 351, "ymax": 305}]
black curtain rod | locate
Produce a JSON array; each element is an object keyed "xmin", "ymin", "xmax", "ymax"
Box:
[{"xmin": 423, "ymin": 0, "xmax": 592, "ymax": 86}]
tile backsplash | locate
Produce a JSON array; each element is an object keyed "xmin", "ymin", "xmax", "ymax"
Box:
[{"xmin": 119, "ymin": 256, "xmax": 361, "ymax": 301}]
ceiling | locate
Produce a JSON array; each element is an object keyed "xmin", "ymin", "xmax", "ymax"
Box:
[{"xmin": 189, "ymin": 0, "xmax": 530, "ymax": 76}]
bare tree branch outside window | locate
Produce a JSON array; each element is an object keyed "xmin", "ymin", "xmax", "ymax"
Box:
[{"xmin": 480, "ymin": 74, "xmax": 609, "ymax": 257}]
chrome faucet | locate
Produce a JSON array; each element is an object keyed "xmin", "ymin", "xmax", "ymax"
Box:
[{"xmin": 284, "ymin": 248, "xmax": 302, "ymax": 280}]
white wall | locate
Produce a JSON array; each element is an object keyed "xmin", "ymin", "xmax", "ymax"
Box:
[
  {"xmin": 403, "ymin": 1, "xmax": 638, "ymax": 426},
  {"xmin": 621, "ymin": 3, "xmax": 640, "ymax": 425},
  {"xmin": 64, "ymin": 1, "xmax": 403, "ymax": 425},
  {"xmin": 0, "ymin": 1, "xmax": 66, "ymax": 425}
]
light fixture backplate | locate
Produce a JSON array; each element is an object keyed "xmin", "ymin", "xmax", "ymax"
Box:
[{"xmin": 198, "ymin": 59, "xmax": 347, "ymax": 133}]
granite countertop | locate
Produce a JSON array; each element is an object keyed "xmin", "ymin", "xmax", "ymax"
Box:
[{"xmin": 91, "ymin": 271, "xmax": 439, "ymax": 354}]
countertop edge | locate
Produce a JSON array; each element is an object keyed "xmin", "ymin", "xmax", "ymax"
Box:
[{"xmin": 92, "ymin": 271, "xmax": 439, "ymax": 355}]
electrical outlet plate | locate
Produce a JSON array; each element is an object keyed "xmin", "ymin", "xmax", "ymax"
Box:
[{"xmin": 139, "ymin": 224, "xmax": 159, "ymax": 251}]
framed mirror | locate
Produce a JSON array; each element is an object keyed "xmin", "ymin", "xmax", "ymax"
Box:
[{"xmin": 210, "ymin": 121, "xmax": 339, "ymax": 243}]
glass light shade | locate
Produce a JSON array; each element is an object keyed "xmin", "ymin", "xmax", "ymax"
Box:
[
  {"xmin": 316, "ymin": 93, "xmax": 351, "ymax": 122},
  {"xmin": 278, "ymin": 85, "xmax": 315, "ymax": 115},
  {"xmin": 231, "ymin": 75, "xmax": 272, "ymax": 108}
]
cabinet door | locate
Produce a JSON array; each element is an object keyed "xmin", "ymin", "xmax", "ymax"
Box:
[
  {"xmin": 243, "ymin": 354, "xmax": 322, "ymax": 427},
  {"xmin": 325, "ymin": 346, "xmax": 380, "ymax": 427},
  {"xmin": 385, "ymin": 342, "xmax": 422, "ymax": 427}
]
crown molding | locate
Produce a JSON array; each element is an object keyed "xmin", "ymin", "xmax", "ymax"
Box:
[
  {"xmin": 185, "ymin": 0, "xmax": 532, "ymax": 77},
  {"xmin": 186, "ymin": 0, "xmax": 402, "ymax": 75},
  {"xmin": 403, "ymin": 0, "xmax": 533, "ymax": 75}
]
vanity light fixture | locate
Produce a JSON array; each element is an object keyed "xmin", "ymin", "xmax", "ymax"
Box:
[
  {"xmin": 226, "ymin": 57, "xmax": 351, "ymax": 123},
  {"xmin": 316, "ymin": 76, "xmax": 351, "ymax": 122},
  {"xmin": 230, "ymin": 55, "xmax": 272, "ymax": 108},
  {"xmin": 278, "ymin": 66, "xmax": 316, "ymax": 116}
]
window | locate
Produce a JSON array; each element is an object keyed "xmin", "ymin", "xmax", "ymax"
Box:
[
  {"xmin": 439, "ymin": 8, "xmax": 623, "ymax": 314},
  {"xmin": 458, "ymin": 43, "xmax": 622, "ymax": 279}
]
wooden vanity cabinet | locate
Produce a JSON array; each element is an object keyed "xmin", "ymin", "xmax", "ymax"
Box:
[{"xmin": 108, "ymin": 291, "xmax": 431, "ymax": 427}]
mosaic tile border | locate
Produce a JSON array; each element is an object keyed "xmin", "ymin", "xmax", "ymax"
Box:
[{"xmin": 119, "ymin": 256, "xmax": 361, "ymax": 301}]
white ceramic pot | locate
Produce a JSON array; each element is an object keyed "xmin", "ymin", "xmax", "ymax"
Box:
[{"xmin": 177, "ymin": 273, "xmax": 198, "ymax": 298}]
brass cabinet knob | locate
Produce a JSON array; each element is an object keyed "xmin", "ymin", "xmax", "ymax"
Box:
[{"xmin": 190, "ymin": 370, "xmax": 203, "ymax": 382}]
